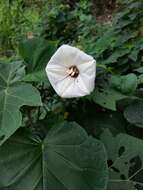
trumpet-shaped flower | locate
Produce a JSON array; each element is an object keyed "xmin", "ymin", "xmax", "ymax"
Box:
[{"xmin": 45, "ymin": 45, "xmax": 96, "ymax": 98}]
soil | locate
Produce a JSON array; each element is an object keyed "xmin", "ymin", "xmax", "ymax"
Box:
[{"xmin": 92, "ymin": 0, "xmax": 120, "ymax": 24}]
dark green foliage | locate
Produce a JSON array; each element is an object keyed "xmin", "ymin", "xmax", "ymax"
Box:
[
  {"xmin": 0, "ymin": 61, "xmax": 42, "ymax": 145},
  {"xmin": 124, "ymin": 100, "xmax": 143, "ymax": 128},
  {"xmin": 80, "ymin": 0, "xmax": 143, "ymax": 112},
  {"xmin": 101, "ymin": 129, "xmax": 143, "ymax": 189},
  {"xmin": 0, "ymin": 122, "xmax": 108, "ymax": 190},
  {"xmin": 40, "ymin": 1, "xmax": 78, "ymax": 43},
  {"xmin": 0, "ymin": 0, "xmax": 143, "ymax": 190},
  {"xmin": 19, "ymin": 38, "xmax": 57, "ymax": 82},
  {"xmin": 0, "ymin": 0, "xmax": 42, "ymax": 56},
  {"xmin": 81, "ymin": 0, "xmax": 143, "ymax": 74}
]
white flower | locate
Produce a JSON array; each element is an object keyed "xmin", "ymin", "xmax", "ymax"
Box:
[{"xmin": 45, "ymin": 45, "xmax": 96, "ymax": 98}]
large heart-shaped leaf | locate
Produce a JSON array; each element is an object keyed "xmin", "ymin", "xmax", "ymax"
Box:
[
  {"xmin": 19, "ymin": 38, "xmax": 57, "ymax": 82},
  {"xmin": 0, "ymin": 61, "xmax": 42, "ymax": 145},
  {"xmin": 0, "ymin": 122, "xmax": 108, "ymax": 190},
  {"xmin": 101, "ymin": 129, "xmax": 143, "ymax": 190}
]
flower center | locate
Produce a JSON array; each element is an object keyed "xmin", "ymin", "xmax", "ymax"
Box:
[{"xmin": 66, "ymin": 65, "xmax": 79, "ymax": 78}]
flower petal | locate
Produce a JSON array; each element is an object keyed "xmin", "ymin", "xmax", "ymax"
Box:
[
  {"xmin": 60, "ymin": 78, "xmax": 86, "ymax": 98},
  {"xmin": 60, "ymin": 45, "xmax": 94, "ymax": 66},
  {"xmin": 46, "ymin": 64, "xmax": 68, "ymax": 87},
  {"xmin": 56, "ymin": 76, "xmax": 74, "ymax": 97},
  {"xmin": 78, "ymin": 60, "xmax": 96, "ymax": 73}
]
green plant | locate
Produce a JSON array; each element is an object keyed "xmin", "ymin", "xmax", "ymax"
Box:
[
  {"xmin": 1, "ymin": 0, "xmax": 143, "ymax": 189},
  {"xmin": 0, "ymin": 38, "xmax": 108, "ymax": 189},
  {"xmin": 80, "ymin": 0, "xmax": 143, "ymax": 71},
  {"xmin": 0, "ymin": 0, "xmax": 42, "ymax": 57},
  {"xmin": 40, "ymin": 0, "xmax": 78, "ymax": 43}
]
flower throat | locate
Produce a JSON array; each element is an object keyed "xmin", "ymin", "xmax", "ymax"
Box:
[{"xmin": 67, "ymin": 65, "xmax": 79, "ymax": 78}]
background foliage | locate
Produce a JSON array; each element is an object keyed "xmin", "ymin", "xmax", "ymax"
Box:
[{"xmin": 0, "ymin": 0, "xmax": 143, "ymax": 189}]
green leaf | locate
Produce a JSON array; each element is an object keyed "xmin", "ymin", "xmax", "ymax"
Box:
[
  {"xmin": 19, "ymin": 38, "xmax": 57, "ymax": 82},
  {"xmin": 23, "ymin": 70, "xmax": 49, "ymax": 83},
  {"xmin": 115, "ymin": 32, "xmax": 138, "ymax": 47},
  {"xmin": 105, "ymin": 48, "xmax": 131, "ymax": 64},
  {"xmin": 121, "ymin": 74, "xmax": 138, "ymax": 94},
  {"xmin": 101, "ymin": 129, "xmax": 143, "ymax": 190},
  {"xmin": 129, "ymin": 49, "xmax": 139, "ymax": 61},
  {"xmin": 124, "ymin": 100, "xmax": 143, "ymax": 128},
  {"xmin": 111, "ymin": 75, "xmax": 122, "ymax": 90},
  {"xmin": 138, "ymin": 74, "xmax": 143, "ymax": 84},
  {"xmin": 134, "ymin": 67, "xmax": 143, "ymax": 73},
  {"xmin": 111, "ymin": 74, "xmax": 138, "ymax": 94},
  {"xmin": 0, "ymin": 122, "xmax": 108, "ymax": 190},
  {"xmin": 0, "ymin": 61, "xmax": 42, "ymax": 145},
  {"xmin": 89, "ymin": 86, "xmax": 126, "ymax": 111},
  {"xmin": 95, "ymin": 29, "xmax": 115, "ymax": 55}
]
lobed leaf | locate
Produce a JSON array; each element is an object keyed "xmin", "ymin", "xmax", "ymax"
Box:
[
  {"xmin": 101, "ymin": 129, "xmax": 143, "ymax": 190},
  {"xmin": 0, "ymin": 61, "xmax": 42, "ymax": 145},
  {"xmin": 0, "ymin": 122, "xmax": 108, "ymax": 190}
]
